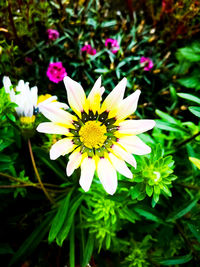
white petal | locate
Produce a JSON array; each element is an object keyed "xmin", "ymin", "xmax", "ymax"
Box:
[
  {"xmin": 30, "ymin": 86, "xmax": 38, "ymax": 107},
  {"xmin": 63, "ymin": 76, "xmax": 86, "ymax": 117},
  {"xmin": 117, "ymin": 119, "xmax": 156, "ymax": 135},
  {"xmin": 66, "ymin": 150, "xmax": 83, "ymax": 176},
  {"xmin": 109, "ymin": 153, "xmax": 132, "ymax": 179},
  {"xmin": 118, "ymin": 135, "xmax": 151, "ymax": 155},
  {"xmin": 50, "ymin": 138, "xmax": 75, "ymax": 160},
  {"xmin": 79, "ymin": 157, "xmax": 95, "ymax": 191},
  {"xmin": 111, "ymin": 144, "xmax": 137, "ymax": 168},
  {"xmin": 3, "ymin": 76, "xmax": 12, "ymax": 93},
  {"xmin": 38, "ymin": 103, "xmax": 75, "ymax": 125},
  {"xmin": 87, "ymin": 77, "xmax": 103, "ymax": 113},
  {"xmin": 115, "ymin": 90, "xmax": 141, "ymax": 121},
  {"xmin": 37, "ymin": 122, "xmax": 69, "ymax": 135},
  {"xmin": 97, "ymin": 158, "xmax": 117, "ymax": 195},
  {"xmin": 100, "ymin": 77, "xmax": 127, "ymax": 113}
]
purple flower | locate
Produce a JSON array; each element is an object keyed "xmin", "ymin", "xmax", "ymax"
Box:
[
  {"xmin": 47, "ymin": 29, "xmax": 60, "ymax": 41},
  {"xmin": 81, "ymin": 44, "xmax": 96, "ymax": 55},
  {"xmin": 25, "ymin": 57, "xmax": 33, "ymax": 64},
  {"xmin": 46, "ymin": 62, "xmax": 67, "ymax": 83},
  {"xmin": 140, "ymin": 57, "xmax": 154, "ymax": 71},
  {"xmin": 105, "ymin": 38, "xmax": 120, "ymax": 54}
]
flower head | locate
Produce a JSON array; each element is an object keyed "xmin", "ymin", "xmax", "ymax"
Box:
[
  {"xmin": 140, "ymin": 57, "xmax": 154, "ymax": 71},
  {"xmin": 47, "ymin": 29, "xmax": 59, "ymax": 41},
  {"xmin": 2, "ymin": 76, "xmax": 68, "ymax": 125},
  {"xmin": 37, "ymin": 76, "xmax": 155, "ymax": 195},
  {"xmin": 81, "ymin": 44, "xmax": 96, "ymax": 55},
  {"xmin": 46, "ymin": 62, "xmax": 67, "ymax": 83},
  {"xmin": 105, "ymin": 38, "xmax": 120, "ymax": 54}
]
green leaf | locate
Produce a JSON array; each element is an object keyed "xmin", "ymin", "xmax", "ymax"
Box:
[
  {"xmin": 177, "ymin": 93, "xmax": 200, "ymax": 105},
  {"xmin": 167, "ymin": 198, "xmax": 198, "ymax": 222},
  {"xmin": 187, "ymin": 223, "xmax": 200, "ymax": 243},
  {"xmin": 189, "ymin": 157, "xmax": 200, "ymax": 170},
  {"xmin": 189, "ymin": 106, "xmax": 200, "ymax": 117},
  {"xmin": 119, "ymin": 207, "xmax": 140, "ymax": 223},
  {"xmin": 146, "ymin": 185, "xmax": 153, "ymax": 197},
  {"xmin": 177, "ymin": 76, "xmax": 200, "ymax": 90},
  {"xmin": 133, "ymin": 207, "xmax": 163, "ymax": 223},
  {"xmin": 155, "ymin": 253, "xmax": 192, "ymax": 265},
  {"xmin": 0, "ymin": 243, "xmax": 14, "ymax": 255},
  {"xmin": 69, "ymin": 223, "xmax": 75, "ymax": 267},
  {"xmin": 101, "ymin": 20, "xmax": 117, "ymax": 28},
  {"xmin": 48, "ymin": 190, "xmax": 73, "ymax": 243},
  {"xmin": 9, "ymin": 213, "xmax": 53, "ymax": 266},
  {"xmin": 156, "ymin": 109, "xmax": 178, "ymax": 124},
  {"xmin": 155, "ymin": 120, "xmax": 188, "ymax": 133},
  {"xmin": 56, "ymin": 194, "xmax": 84, "ymax": 246},
  {"xmin": 81, "ymin": 235, "xmax": 94, "ymax": 267}
]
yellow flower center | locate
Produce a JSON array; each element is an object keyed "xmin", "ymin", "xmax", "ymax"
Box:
[
  {"xmin": 79, "ymin": 121, "xmax": 107, "ymax": 149},
  {"xmin": 37, "ymin": 94, "xmax": 52, "ymax": 104},
  {"xmin": 20, "ymin": 116, "xmax": 36, "ymax": 124}
]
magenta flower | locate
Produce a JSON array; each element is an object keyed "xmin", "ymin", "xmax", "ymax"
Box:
[
  {"xmin": 81, "ymin": 44, "xmax": 96, "ymax": 55},
  {"xmin": 47, "ymin": 29, "xmax": 59, "ymax": 41},
  {"xmin": 105, "ymin": 38, "xmax": 120, "ymax": 54},
  {"xmin": 46, "ymin": 62, "xmax": 67, "ymax": 83},
  {"xmin": 140, "ymin": 57, "xmax": 154, "ymax": 71}
]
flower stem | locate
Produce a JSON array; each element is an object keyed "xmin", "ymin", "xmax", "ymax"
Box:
[
  {"xmin": 27, "ymin": 138, "xmax": 55, "ymax": 204},
  {"xmin": 176, "ymin": 131, "xmax": 200, "ymax": 148}
]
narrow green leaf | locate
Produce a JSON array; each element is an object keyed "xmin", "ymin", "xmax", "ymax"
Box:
[
  {"xmin": 189, "ymin": 106, "xmax": 200, "ymax": 118},
  {"xmin": 155, "ymin": 253, "xmax": 192, "ymax": 265},
  {"xmin": 177, "ymin": 93, "xmax": 200, "ymax": 105},
  {"xmin": 156, "ymin": 109, "xmax": 178, "ymax": 124},
  {"xmin": 48, "ymin": 190, "xmax": 73, "ymax": 243},
  {"xmin": 69, "ymin": 223, "xmax": 75, "ymax": 267},
  {"xmin": 187, "ymin": 223, "xmax": 200, "ymax": 242},
  {"xmin": 167, "ymin": 198, "xmax": 198, "ymax": 222},
  {"xmin": 9, "ymin": 213, "xmax": 53, "ymax": 266},
  {"xmin": 146, "ymin": 185, "xmax": 153, "ymax": 197},
  {"xmin": 155, "ymin": 120, "xmax": 188, "ymax": 133},
  {"xmin": 56, "ymin": 195, "xmax": 84, "ymax": 246},
  {"xmin": 81, "ymin": 235, "xmax": 94, "ymax": 267},
  {"xmin": 133, "ymin": 207, "xmax": 163, "ymax": 223}
]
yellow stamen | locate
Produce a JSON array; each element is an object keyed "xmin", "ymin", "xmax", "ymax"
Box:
[
  {"xmin": 79, "ymin": 121, "xmax": 107, "ymax": 149},
  {"xmin": 20, "ymin": 116, "xmax": 36, "ymax": 124},
  {"xmin": 37, "ymin": 94, "xmax": 52, "ymax": 104}
]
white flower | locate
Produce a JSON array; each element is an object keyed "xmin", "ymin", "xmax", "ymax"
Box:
[
  {"xmin": 37, "ymin": 76, "xmax": 156, "ymax": 195},
  {"xmin": 2, "ymin": 76, "xmax": 68, "ymax": 124}
]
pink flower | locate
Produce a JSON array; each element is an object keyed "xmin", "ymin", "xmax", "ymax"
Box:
[
  {"xmin": 25, "ymin": 57, "xmax": 33, "ymax": 64},
  {"xmin": 140, "ymin": 57, "xmax": 154, "ymax": 71},
  {"xmin": 47, "ymin": 29, "xmax": 59, "ymax": 41},
  {"xmin": 81, "ymin": 44, "xmax": 96, "ymax": 55},
  {"xmin": 46, "ymin": 62, "xmax": 67, "ymax": 83},
  {"xmin": 105, "ymin": 38, "xmax": 120, "ymax": 54}
]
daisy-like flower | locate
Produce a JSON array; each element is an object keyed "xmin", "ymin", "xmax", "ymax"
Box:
[
  {"xmin": 37, "ymin": 76, "xmax": 155, "ymax": 195},
  {"xmin": 2, "ymin": 76, "xmax": 68, "ymax": 125}
]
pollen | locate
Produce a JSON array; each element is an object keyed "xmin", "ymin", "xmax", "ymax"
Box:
[
  {"xmin": 79, "ymin": 120, "xmax": 107, "ymax": 149},
  {"xmin": 20, "ymin": 115, "xmax": 36, "ymax": 124}
]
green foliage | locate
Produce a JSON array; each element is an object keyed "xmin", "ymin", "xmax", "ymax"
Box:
[
  {"xmin": 130, "ymin": 144, "xmax": 176, "ymax": 206},
  {"xmin": 0, "ymin": 0, "xmax": 200, "ymax": 266}
]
